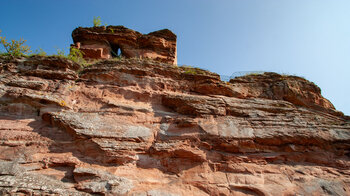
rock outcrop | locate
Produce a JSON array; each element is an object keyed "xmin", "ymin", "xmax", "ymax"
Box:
[
  {"xmin": 71, "ymin": 26, "xmax": 177, "ymax": 64},
  {"xmin": 0, "ymin": 56, "xmax": 349, "ymax": 195}
]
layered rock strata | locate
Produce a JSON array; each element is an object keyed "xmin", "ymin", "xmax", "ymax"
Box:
[
  {"xmin": 0, "ymin": 56, "xmax": 349, "ymax": 195},
  {"xmin": 71, "ymin": 26, "xmax": 177, "ymax": 64}
]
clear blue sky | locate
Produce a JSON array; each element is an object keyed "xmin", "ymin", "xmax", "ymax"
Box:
[{"xmin": 1, "ymin": 0, "xmax": 349, "ymax": 115}]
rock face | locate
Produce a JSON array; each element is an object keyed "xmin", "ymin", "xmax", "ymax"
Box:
[
  {"xmin": 0, "ymin": 56, "xmax": 349, "ymax": 195},
  {"xmin": 71, "ymin": 26, "xmax": 177, "ymax": 64}
]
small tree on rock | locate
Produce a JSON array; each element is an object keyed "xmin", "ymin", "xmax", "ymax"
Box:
[{"xmin": 0, "ymin": 30, "xmax": 31, "ymax": 58}]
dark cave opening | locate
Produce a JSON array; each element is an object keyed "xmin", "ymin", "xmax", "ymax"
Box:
[{"xmin": 110, "ymin": 44, "xmax": 122, "ymax": 57}]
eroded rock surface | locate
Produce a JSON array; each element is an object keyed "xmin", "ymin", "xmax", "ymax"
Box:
[
  {"xmin": 72, "ymin": 26, "xmax": 177, "ymax": 64},
  {"xmin": 0, "ymin": 56, "xmax": 349, "ymax": 195}
]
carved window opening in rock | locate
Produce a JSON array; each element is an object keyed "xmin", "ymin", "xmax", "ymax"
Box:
[{"xmin": 110, "ymin": 44, "xmax": 122, "ymax": 58}]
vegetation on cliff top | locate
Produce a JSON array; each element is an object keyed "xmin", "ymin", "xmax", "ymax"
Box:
[
  {"xmin": 0, "ymin": 29, "xmax": 87, "ymax": 66},
  {"xmin": 0, "ymin": 28, "xmax": 210, "ymax": 77},
  {"xmin": 0, "ymin": 19, "xmax": 281, "ymax": 79},
  {"xmin": 0, "ymin": 30, "xmax": 31, "ymax": 58},
  {"xmin": 0, "ymin": 17, "xmax": 106, "ymax": 64}
]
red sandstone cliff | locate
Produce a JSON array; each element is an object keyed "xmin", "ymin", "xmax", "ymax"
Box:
[
  {"xmin": 71, "ymin": 26, "xmax": 177, "ymax": 64},
  {"xmin": 0, "ymin": 55, "xmax": 349, "ymax": 195}
]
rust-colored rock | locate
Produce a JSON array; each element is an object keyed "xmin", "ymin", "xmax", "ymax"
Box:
[
  {"xmin": 229, "ymin": 72, "xmax": 336, "ymax": 113},
  {"xmin": 0, "ymin": 56, "xmax": 349, "ymax": 195},
  {"xmin": 71, "ymin": 26, "xmax": 177, "ymax": 64}
]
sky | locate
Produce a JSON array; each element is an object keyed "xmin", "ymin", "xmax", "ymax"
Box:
[{"xmin": 1, "ymin": 0, "xmax": 349, "ymax": 115}]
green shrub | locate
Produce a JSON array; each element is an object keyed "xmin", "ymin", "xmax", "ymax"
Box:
[
  {"xmin": 93, "ymin": 16, "xmax": 102, "ymax": 27},
  {"xmin": 52, "ymin": 47, "xmax": 86, "ymax": 65},
  {"xmin": 0, "ymin": 30, "xmax": 31, "ymax": 58},
  {"xmin": 68, "ymin": 47, "xmax": 85, "ymax": 64}
]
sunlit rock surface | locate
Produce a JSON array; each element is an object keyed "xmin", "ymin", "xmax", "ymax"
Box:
[
  {"xmin": 0, "ymin": 56, "xmax": 349, "ymax": 195},
  {"xmin": 71, "ymin": 26, "xmax": 177, "ymax": 64}
]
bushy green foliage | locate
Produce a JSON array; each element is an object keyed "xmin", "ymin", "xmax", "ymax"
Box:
[
  {"xmin": 68, "ymin": 47, "xmax": 85, "ymax": 64},
  {"xmin": 93, "ymin": 16, "xmax": 102, "ymax": 27},
  {"xmin": 0, "ymin": 30, "xmax": 31, "ymax": 58},
  {"xmin": 0, "ymin": 29, "xmax": 88, "ymax": 68},
  {"xmin": 93, "ymin": 16, "xmax": 107, "ymax": 28},
  {"xmin": 53, "ymin": 47, "xmax": 85, "ymax": 64}
]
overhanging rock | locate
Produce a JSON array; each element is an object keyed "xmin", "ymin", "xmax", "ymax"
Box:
[{"xmin": 71, "ymin": 26, "xmax": 177, "ymax": 64}]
